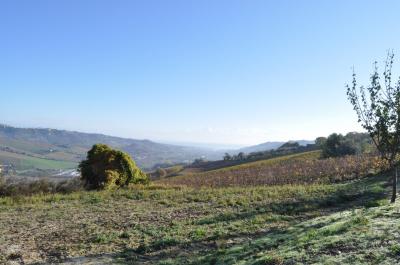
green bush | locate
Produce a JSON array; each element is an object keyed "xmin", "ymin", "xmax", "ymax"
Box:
[
  {"xmin": 321, "ymin": 133, "xmax": 356, "ymax": 158},
  {"xmin": 79, "ymin": 144, "xmax": 148, "ymax": 190},
  {"xmin": 390, "ymin": 244, "xmax": 400, "ymax": 256}
]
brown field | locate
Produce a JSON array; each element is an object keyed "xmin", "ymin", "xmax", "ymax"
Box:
[{"xmin": 157, "ymin": 151, "xmax": 383, "ymax": 188}]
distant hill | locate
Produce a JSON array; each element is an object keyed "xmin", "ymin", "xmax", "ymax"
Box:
[
  {"xmin": 0, "ymin": 124, "xmax": 318, "ymax": 175},
  {"xmin": 0, "ymin": 124, "xmax": 222, "ymax": 171},
  {"xmin": 239, "ymin": 140, "xmax": 314, "ymax": 153}
]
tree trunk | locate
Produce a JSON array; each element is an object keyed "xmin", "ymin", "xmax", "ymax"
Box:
[{"xmin": 391, "ymin": 166, "xmax": 397, "ymax": 203}]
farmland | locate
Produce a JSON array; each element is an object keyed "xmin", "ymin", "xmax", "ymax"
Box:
[
  {"xmin": 1, "ymin": 152, "xmax": 398, "ymax": 264},
  {"xmin": 2, "ymin": 2, "xmax": 399, "ymax": 264},
  {"xmin": 0, "ymin": 125, "xmax": 224, "ymax": 171},
  {"xmin": 0, "ymin": 150, "xmax": 77, "ymax": 170},
  {"xmin": 157, "ymin": 151, "xmax": 383, "ymax": 188}
]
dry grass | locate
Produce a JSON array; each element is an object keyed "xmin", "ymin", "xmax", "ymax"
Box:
[
  {"xmin": 0, "ymin": 151, "xmax": 391, "ymax": 264},
  {"xmin": 0, "ymin": 183, "xmax": 341, "ymax": 264},
  {"xmin": 0, "ymin": 173, "xmax": 390, "ymax": 265}
]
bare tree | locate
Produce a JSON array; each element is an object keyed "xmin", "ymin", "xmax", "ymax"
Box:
[{"xmin": 347, "ymin": 51, "xmax": 400, "ymax": 202}]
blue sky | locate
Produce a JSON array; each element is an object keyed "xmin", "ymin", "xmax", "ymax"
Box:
[{"xmin": 1, "ymin": 0, "xmax": 400, "ymax": 146}]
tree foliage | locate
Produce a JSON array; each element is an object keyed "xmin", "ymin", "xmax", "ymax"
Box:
[
  {"xmin": 79, "ymin": 144, "xmax": 148, "ymax": 190},
  {"xmin": 223, "ymin": 153, "xmax": 232, "ymax": 161},
  {"xmin": 278, "ymin": 141, "xmax": 300, "ymax": 151},
  {"xmin": 321, "ymin": 133, "xmax": 357, "ymax": 158},
  {"xmin": 346, "ymin": 51, "xmax": 400, "ymax": 202},
  {"xmin": 315, "ymin": 137, "xmax": 327, "ymax": 148}
]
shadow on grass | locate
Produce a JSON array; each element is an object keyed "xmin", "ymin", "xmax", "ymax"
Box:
[
  {"xmin": 198, "ymin": 173, "xmax": 388, "ymax": 226},
  {"xmin": 30, "ymin": 173, "xmax": 390, "ymax": 265},
  {"xmin": 110, "ymin": 173, "xmax": 390, "ymax": 265}
]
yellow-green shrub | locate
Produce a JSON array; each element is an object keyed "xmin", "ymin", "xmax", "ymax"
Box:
[{"xmin": 79, "ymin": 144, "xmax": 148, "ymax": 190}]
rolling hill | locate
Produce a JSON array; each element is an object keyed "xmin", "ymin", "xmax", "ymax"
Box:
[
  {"xmin": 0, "ymin": 124, "xmax": 316, "ymax": 176},
  {"xmin": 0, "ymin": 124, "xmax": 223, "ymax": 172}
]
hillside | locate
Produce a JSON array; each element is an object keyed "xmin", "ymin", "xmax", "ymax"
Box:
[
  {"xmin": 0, "ymin": 125, "xmax": 319, "ymax": 177},
  {"xmin": 157, "ymin": 151, "xmax": 381, "ymax": 188},
  {"xmin": 0, "ymin": 124, "xmax": 223, "ymax": 172},
  {"xmin": 239, "ymin": 140, "xmax": 314, "ymax": 153},
  {"xmin": 0, "ymin": 159, "xmax": 396, "ymax": 264}
]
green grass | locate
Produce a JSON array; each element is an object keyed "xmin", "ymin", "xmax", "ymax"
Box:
[
  {"xmin": 0, "ymin": 137, "xmax": 53, "ymax": 154},
  {"xmin": 0, "ymin": 150, "xmax": 77, "ymax": 169},
  {"xmin": 0, "ymin": 172, "xmax": 394, "ymax": 264},
  {"xmin": 192, "ymin": 202, "xmax": 400, "ymax": 265}
]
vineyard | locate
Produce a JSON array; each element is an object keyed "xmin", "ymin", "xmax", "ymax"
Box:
[
  {"xmin": 1, "ymin": 151, "xmax": 397, "ymax": 264},
  {"xmin": 158, "ymin": 151, "xmax": 384, "ymax": 188}
]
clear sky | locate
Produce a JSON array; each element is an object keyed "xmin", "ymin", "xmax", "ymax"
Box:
[{"xmin": 1, "ymin": 0, "xmax": 400, "ymax": 146}]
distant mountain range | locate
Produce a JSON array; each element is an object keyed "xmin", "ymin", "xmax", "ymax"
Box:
[{"xmin": 0, "ymin": 124, "xmax": 314, "ymax": 173}]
